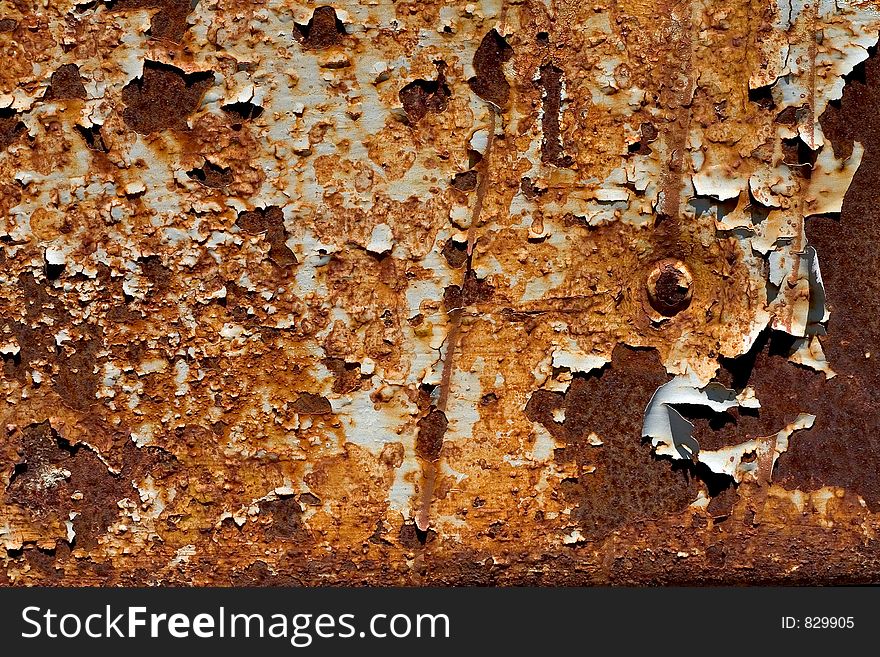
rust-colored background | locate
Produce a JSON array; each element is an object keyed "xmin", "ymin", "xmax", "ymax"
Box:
[{"xmin": 1, "ymin": 1, "xmax": 880, "ymax": 585}]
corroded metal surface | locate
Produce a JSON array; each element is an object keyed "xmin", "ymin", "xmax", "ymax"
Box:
[{"xmin": 1, "ymin": 0, "xmax": 880, "ymax": 585}]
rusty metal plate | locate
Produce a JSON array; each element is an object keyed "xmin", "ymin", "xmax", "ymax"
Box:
[{"xmin": 2, "ymin": 0, "xmax": 880, "ymax": 585}]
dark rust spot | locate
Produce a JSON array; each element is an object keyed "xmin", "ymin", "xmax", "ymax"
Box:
[
  {"xmin": 468, "ymin": 29, "xmax": 513, "ymax": 109},
  {"xmin": 44, "ymin": 64, "xmax": 87, "ymax": 100},
  {"xmin": 399, "ymin": 521, "xmax": 435, "ymax": 548},
  {"xmin": 4, "ymin": 275, "xmax": 64, "ymax": 383},
  {"xmin": 451, "ymin": 170, "xmax": 478, "ymax": 192},
  {"xmin": 759, "ymin": 48, "xmax": 880, "ymax": 509},
  {"xmin": 0, "ymin": 18, "xmax": 18, "ymax": 32},
  {"xmin": 441, "ymin": 239, "xmax": 467, "ymax": 269},
  {"xmin": 109, "ymin": 0, "xmax": 194, "ymax": 42},
  {"xmin": 416, "ymin": 408, "xmax": 447, "ymax": 461},
  {"xmin": 640, "ymin": 122, "xmax": 659, "ymax": 143},
  {"xmin": 138, "ymin": 254, "xmax": 172, "ymax": 294},
  {"xmin": 444, "ymin": 270, "xmax": 494, "ymax": 311},
  {"xmin": 821, "ymin": 47, "xmax": 878, "ymax": 162},
  {"xmin": 5, "ymin": 423, "xmax": 175, "ymax": 550},
  {"xmin": 260, "ymin": 496, "xmax": 308, "ymax": 541},
  {"xmin": 54, "ymin": 337, "xmax": 101, "ymax": 412},
  {"xmin": 0, "ymin": 108, "xmax": 26, "ymax": 151},
  {"xmin": 520, "ymin": 176, "xmax": 545, "ymax": 199},
  {"xmin": 187, "ymin": 160, "xmax": 234, "ymax": 188},
  {"xmin": 291, "ymin": 392, "xmax": 332, "ymax": 415},
  {"xmin": 706, "ymin": 484, "xmax": 738, "ymax": 519},
  {"xmin": 537, "ymin": 64, "xmax": 572, "ymax": 167},
  {"xmin": 121, "ymin": 60, "xmax": 213, "ymax": 134},
  {"xmin": 702, "ymin": 330, "xmax": 880, "ymax": 509},
  {"xmin": 295, "ymin": 6, "xmax": 346, "ymax": 50},
  {"xmin": 235, "ymin": 206, "xmax": 298, "ymax": 267},
  {"xmin": 443, "ymin": 284, "xmax": 463, "ymax": 310},
  {"xmin": 629, "ymin": 122, "xmax": 659, "ymax": 155},
  {"xmin": 230, "ymin": 561, "xmax": 284, "ymax": 586},
  {"xmin": 399, "ymin": 62, "xmax": 451, "ymax": 122},
  {"xmin": 323, "ymin": 357, "xmax": 362, "ymax": 394},
  {"xmin": 775, "ymin": 106, "xmax": 798, "ymax": 126},
  {"xmin": 525, "ymin": 346, "xmax": 698, "ymax": 539},
  {"xmin": 461, "ymin": 270, "xmax": 493, "ymax": 304}
]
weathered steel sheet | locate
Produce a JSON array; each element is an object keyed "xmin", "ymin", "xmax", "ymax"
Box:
[{"xmin": 1, "ymin": 0, "xmax": 880, "ymax": 585}]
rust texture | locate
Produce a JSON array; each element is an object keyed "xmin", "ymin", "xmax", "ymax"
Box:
[{"xmin": 1, "ymin": 0, "xmax": 880, "ymax": 586}]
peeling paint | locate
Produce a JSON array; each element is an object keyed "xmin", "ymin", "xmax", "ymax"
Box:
[{"xmin": 1, "ymin": 0, "xmax": 879, "ymax": 586}]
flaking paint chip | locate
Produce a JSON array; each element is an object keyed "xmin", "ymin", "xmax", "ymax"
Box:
[{"xmin": 366, "ymin": 223, "xmax": 394, "ymax": 254}]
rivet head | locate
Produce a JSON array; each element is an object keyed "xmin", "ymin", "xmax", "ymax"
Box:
[{"xmin": 646, "ymin": 259, "xmax": 693, "ymax": 316}]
